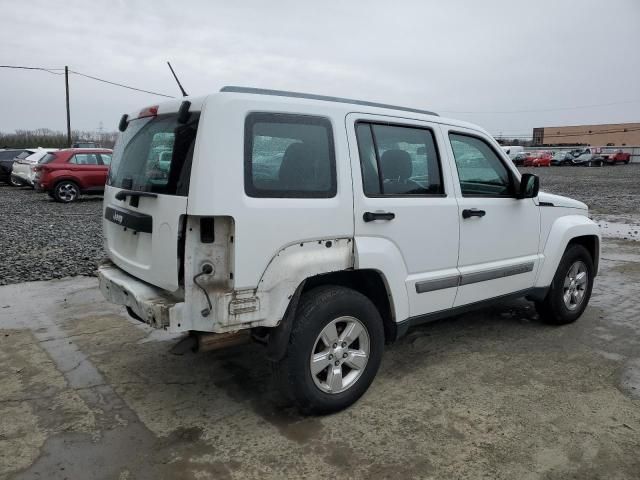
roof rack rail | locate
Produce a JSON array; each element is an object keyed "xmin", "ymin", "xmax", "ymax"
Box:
[{"xmin": 220, "ymin": 86, "xmax": 439, "ymax": 117}]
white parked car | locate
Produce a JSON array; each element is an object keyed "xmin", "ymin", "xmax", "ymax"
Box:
[
  {"xmin": 501, "ymin": 145, "xmax": 524, "ymax": 160},
  {"xmin": 11, "ymin": 148, "xmax": 58, "ymax": 187},
  {"xmin": 98, "ymin": 87, "xmax": 600, "ymax": 413}
]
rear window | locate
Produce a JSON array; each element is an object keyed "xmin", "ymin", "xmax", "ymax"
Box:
[
  {"xmin": 16, "ymin": 151, "xmax": 33, "ymax": 160},
  {"xmin": 108, "ymin": 113, "xmax": 200, "ymax": 196},
  {"xmin": 39, "ymin": 153, "xmax": 57, "ymax": 164}
]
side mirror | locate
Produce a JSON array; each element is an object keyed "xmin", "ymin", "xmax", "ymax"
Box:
[
  {"xmin": 517, "ymin": 173, "xmax": 539, "ymax": 199},
  {"xmin": 118, "ymin": 114, "xmax": 129, "ymax": 132}
]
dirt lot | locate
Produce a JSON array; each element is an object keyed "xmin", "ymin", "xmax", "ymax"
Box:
[{"xmin": 1, "ymin": 166, "xmax": 639, "ymax": 479}]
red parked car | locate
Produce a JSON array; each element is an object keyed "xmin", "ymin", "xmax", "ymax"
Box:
[
  {"xmin": 523, "ymin": 151, "xmax": 552, "ymax": 167},
  {"xmin": 604, "ymin": 149, "xmax": 631, "ymax": 165},
  {"xmin": 34, "ymin": 149, "xmax": 112, "ymax": 202}
]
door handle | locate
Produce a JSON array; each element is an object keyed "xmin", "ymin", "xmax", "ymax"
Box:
[
  {"xmin": 462, "ymin": 208, "xmax": 486, "ymax": 219},
  {"xmin": 363, "ymin": 211, "xmax": 395, "ymax": 222}
]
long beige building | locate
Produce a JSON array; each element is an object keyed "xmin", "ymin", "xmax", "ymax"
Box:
[{"xmin": 532, "ymin": 122, "xmax": 640, "ymax": 146}]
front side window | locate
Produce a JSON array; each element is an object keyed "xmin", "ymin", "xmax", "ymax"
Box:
[
  {"xmin": 70, "ymin": 154, "xmax": 99, "ymax": 165},
  {"xmin": 355, "ymin": 122, "xmax": 443, "ymax": 196},
  {"xmin": 245, "ymin": 113, "xmax": 336, "ymax": 198},
  {"xmin": 449, "ymin": 133, "xmax": 513, "ymax": 196}
]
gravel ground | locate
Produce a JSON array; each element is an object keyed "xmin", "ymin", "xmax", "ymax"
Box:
[
  {"xmin": 521, "ymin": 163, "xmax": 640, "ymax": 218},
  {"xmin": 0, "ymin": 164, "xmax": 638, "ymax": 285},
  {"xmin": 0, "ymin": 184, "xmax": 103, "ymax": 285}
]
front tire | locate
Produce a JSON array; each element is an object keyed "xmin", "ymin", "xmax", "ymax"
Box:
[
  {"xmin": 54, "ymin": 181, "xmax": 80, "ymax": 203},
  {"xmin": 274, "ymin": 286, "xmax": 384, "ymax": 414},
  {"xmin": 536, "ymin": 244, "xmax": 594, "ymax": 325}
]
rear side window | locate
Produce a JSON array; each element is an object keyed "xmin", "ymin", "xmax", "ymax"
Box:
[
  {"xmin": 100, "ymin": 153, "xmax": 112, "ymax": 166},
  {"xmin": 16, "ymin": 151, "xmax": 33, "ymax": 160},
  {"xmin": 70, "ymin": 154, "xmax": 99, "ymax": 165},
  {"xmin": 245, "ymin": 113, "xmax": 336, "ymax": 198},
  {"xmin": 355, "ymin": 122, "xmax": 444, "ymax": 196},
  {"xmin": 109, "ymin": 113, "xmax": 200, "ymax": 196},
  {"xmin": 39, "ymin": 153, "xmax": 57, "ymax": 164}
]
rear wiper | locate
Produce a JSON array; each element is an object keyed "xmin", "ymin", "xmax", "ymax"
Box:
[{"xmin": 115, "ymin": 190, "xmax": 158, "ymax": 201}]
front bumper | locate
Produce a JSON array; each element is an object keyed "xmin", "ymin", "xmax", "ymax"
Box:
[{"xmin": 98, "ymin": 260, "xmax": 185, "ymax": 331}]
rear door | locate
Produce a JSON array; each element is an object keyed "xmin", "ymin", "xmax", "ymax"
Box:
[
  {"xmin": 347, "ymin": 114, "xmax": 460, "ymax": 318},
  {"xmin": 97, "ymin": 153, "xmax": 112, "ymax": 186},
  {"xmin": 69, "ymin": 153, "xmax": 103, "ymax": 188},
  {"xmin": 103, "ymin": 109, "xmax": 200, "ymax": 292}
]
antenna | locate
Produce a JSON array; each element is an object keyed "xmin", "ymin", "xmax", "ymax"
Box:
[{"xmin": 167, "ymin": 61, "xmax": 188, "ymax": 97}]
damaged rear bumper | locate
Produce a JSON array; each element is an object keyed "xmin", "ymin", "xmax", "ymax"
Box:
[{"xmin": 98, "ymin": 260, "xmax": 185, "ymax": 331}]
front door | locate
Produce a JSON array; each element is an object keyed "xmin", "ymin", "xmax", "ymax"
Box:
[
  {"xmin": 347, "ymin": 114, "xmax": 460, "ymax": 319},
  {"xmin": 442, "ymin": 126, "xmax": 541, "ymax": 307}
]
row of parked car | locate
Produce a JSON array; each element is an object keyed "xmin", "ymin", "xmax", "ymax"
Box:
[
  {"xmin": 506, "ymin": 147, "xmax": 632, "ymax": 168},
  {"xmin": 0, "ymin": 143, "xmax": 113, "ymax": 202}
]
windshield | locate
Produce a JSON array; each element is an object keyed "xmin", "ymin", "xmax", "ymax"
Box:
[{"xmin": 108, "ymin": 113, "xmax": 200, "ymax": 196}]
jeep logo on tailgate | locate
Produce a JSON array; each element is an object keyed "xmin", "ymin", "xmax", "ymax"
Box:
[{"xmin": 104, "ymin": 206, "xmax": 153, "ymax": 233}]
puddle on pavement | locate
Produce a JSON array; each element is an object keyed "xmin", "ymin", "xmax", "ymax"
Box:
[
  {"xmin": 619, "ymin": 358, "xmax": 640, "ymax": 400},
  {"xmin": 597, "ymin": 220, "xmax": 640, "ymax": 241}
]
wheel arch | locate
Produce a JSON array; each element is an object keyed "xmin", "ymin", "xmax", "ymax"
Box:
[
  {"xmin": 53, "ymin": 177, "xmax": 81, "ymax": 190},
  {"xmin": 266, "ymin": 268, "xmax": 396, "ymax": 361},
  {"xmin": 567, "ymin": 235, "xmax": 599, "ymax": 274},
  {"xmin": 536, "ymin": 215, "xmax": 601, "ymax": 288}
]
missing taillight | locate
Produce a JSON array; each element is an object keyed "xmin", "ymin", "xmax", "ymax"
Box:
[{"xmin": 200, "ymin": 217, "xmax": 215, "ymax": 243}]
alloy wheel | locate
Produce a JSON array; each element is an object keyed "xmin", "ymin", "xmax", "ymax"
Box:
[
  {"xmin": 57, "ymin": 182, "xmax": 78, "ymax": 202},
  {"xmin": 563, "ymin": 261, "xmax": 588, "ymax": 311},
  {"xmin": 310, "ymin": 316, "xmax": 370, "ymax": 394}
]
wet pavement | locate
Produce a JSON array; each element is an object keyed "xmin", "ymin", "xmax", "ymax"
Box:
[
  {"xmin": 1, "ymin": 237, "xmax": 639, "ymax": 479},
  {"xmin": 1, "ymin": 164, "xmax": 640, "ymax": 479}
]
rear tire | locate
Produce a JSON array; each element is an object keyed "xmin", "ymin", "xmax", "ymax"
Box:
[
  {"xmin": 9, "ymin": 175, "xmax": 22, "ymax": 187},
  {"xmin": 536, "ymin": 245, "xmax": 594, "ymax": 325},
  {"xmin": 273, "ymin": 285, "xmax": 384, "ymax": 414},
  {"xmin": 54, "ymin": 180, "xmax": 80, "ymax": 203}
]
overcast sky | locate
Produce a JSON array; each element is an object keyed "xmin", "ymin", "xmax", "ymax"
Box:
[{"xmin": 1, "ymin": 0, "xmax": 639, "ymax": 137}]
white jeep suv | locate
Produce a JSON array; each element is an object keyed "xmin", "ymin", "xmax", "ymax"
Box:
[{"xmin": 98, "ymin": 87, "xmax": 600, "ymax": 413}]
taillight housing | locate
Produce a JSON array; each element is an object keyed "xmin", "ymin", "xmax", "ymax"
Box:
[{"xmin": 138, "ymin": 105, "xmax": 158, "ymax": 119}]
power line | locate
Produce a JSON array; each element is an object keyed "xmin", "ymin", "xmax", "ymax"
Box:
[
  {"xmin": 494, "ymin": 126, "xmax": 640, "ymax": 139},
  {"xmin": 0, "ymin": 64, "xmax": 174, "ymax": 98},
  {"xmin": 441, "ymin": 99, "xmax": 640, "ymax": 114},
  {"xmin": 69, "ymin": 70, "xmax": 174, "ymax": 98},
  {"xmin": 0, "ymin": 64, "xmax": 64, "ymax": 75}
]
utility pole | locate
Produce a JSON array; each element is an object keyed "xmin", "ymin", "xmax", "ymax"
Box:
[{"xmin": 65, "ymin": 66, "xmax": 71, "ymax": 147}]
